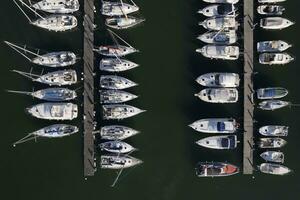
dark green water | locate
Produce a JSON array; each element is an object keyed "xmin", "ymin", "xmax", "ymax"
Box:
[{"xmin": 1, "ymin": 0, "xmax": 300, "ymax": 199}]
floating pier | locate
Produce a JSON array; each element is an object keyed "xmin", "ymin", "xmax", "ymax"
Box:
[{"xmin": 243, "ymin": 0, "xmax": 254, "ymax": 175}]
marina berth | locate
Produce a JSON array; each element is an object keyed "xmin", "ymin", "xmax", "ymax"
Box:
[
  {"xmin": 30, "ymin": 0, "xmax": 80, "ymax": 14},
  {"xmin": 100, "ymin": 75, "xmax": 138, "ymax": 90},
  {"xmin": 100, "ymin": 125, "xmax": 140, "ymax": 140},
  {"xmin": 196, "ymin": 45, "xmax": 239, "ymax": 60},
  {"xmin": 195, "ymin": 88, "xmax": 238, "ymax": 103},
  {"xmin": 102, "ymin": 104, "xmax": 146, "ymax": 120},
  {"xmin": 105, "ymin": 16, "xmax": 145, "ymax": 30},
  {"xmin": 196, "ymin": 135, "xmax": 237, "ymax": 150},
  {"xmin": 259, "ymin": 100, "xmax": 290, "ymax": 111},
  {"xmin": 195, "ymin": 162, "xmax": 239, "ymax": 177},
  {"xmin": 202, "ymin": 0, "xmax": 239, "ymax": 4},
  {"xmin": 259, "ymin": 53, "xmax": 294, "ymax": 65},
  {"xmin": 197, "ymin": 30, "xmax": 237, "ymax": 45},
  {"xmin": 196, "ymin": 73, "xmax": 240, "ymax": 88},
  {"xmin": 100, "ymin": 90, "xmax": 138, "ymax": 104},
  {"xmin": 99, "ymin": 141, "xmax": 136, "ymax": 154},
  {"xmin": 260, "ymin": 17, "xmax": 294, "ymax": 30},
  {"xmin": 198, "ymin": 4, "xmax": 235, "ymax": 17},
  {"xmin": 258, "ymin": 138, "xmax": 287, "ymax": 149},
  {"xmin": 95, "ymin": 45, "xmax": 138, "ymax": 57},
  {"xmin": 101, "ymin": 0, "xmax": 139, "ymax": 16},
  {"xmin": 99, "ymin": 58, "xmax": 139, "ymax": 72},
  {"xmin": 257, "ymin": 40, "xmax": 291, "ymax": 53},
  {"xmin": 256, "ymin": 87, "xmax": 288, "ymax": 100},
  {"xmin": 259, "ymin": 125, "xmax": 288, "ymax": 137},
  {"xmin": 260, "ymin": 151, "xmax": 284, "ymax": 163},
  {"xmin": 26, "ymin": 103, "xmax": 78, "ymax": 120},
  {"xmin": 32, "ymin": 15, "xmax": 78, "ymax": 32},
  {"xmin": 257, "ymin": 5, "xmax": 285, "ymax": 16},
  {"xmin": 100, "ymin": 155, "xmax": 143, "ymax": 169},
  {"xmin": 189, "ymin": 118, "xmax": 238, "ymax": 133},
  {"xmin": 258, "ymin": 163, "xmax": 291, "ymax": 176},
  {"xmin": 199, "ymin": 16, "xmax": 238, "ymax": 31}
]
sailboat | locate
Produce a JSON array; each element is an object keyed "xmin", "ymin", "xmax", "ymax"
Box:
[
  {"xmin": 29, "ymin": 0, "xmax": 80, "ymax": 14},
  {"xmin": 101, "ymin": 0, "xmax": 139, "ymax": 16}
]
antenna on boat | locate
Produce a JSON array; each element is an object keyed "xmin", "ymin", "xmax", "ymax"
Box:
[
  {"xmin": 18, "ymin": 0, "xmax": 45, "ymax": 20},
  {"xmin": 107, "ymin": 29, "xmax": 135, "ymax": 49},
  {"xmin": 4, "ymin": 41, "xmax": 44, "ymax": 61}
]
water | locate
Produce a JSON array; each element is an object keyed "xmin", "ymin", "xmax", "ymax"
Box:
[{"xmin": 1, "ymin": 0, "xmax": 300, "ymax": 199}]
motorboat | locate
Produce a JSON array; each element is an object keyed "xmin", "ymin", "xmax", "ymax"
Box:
[
  {"xmin": 30, "ymin": 0, "xmax": 80, "ymax": 14},
  {"xmin": 26, "ymin": 103, "xmax": 78, "ymax": 120},
  {"xmin": 7, "ymin": 87, "xmax": 77, "ymax": 102},
  {"xmin": 196, "ymin": 45, "xmax": 239, "ymax": 60},
  {"xmin": 189, "ymin": 118, "xmax": 238, "ymax": 134},
  {"xmin": 95, "ymin": 45, "xmax": 138, "ymax": 57},
  {"xmin": 198, "ymin": 4, "xmax": 235, "ymax": 17},
  {"xmin": 259, "ymin": 100, "xmax": 290, "ymax": 111},
  {"xmin": 202, "ymin": 0, "xmax": 239, "ymax": 4},
  {"xmin": 257, "ymin": 40, "xmax": 291, "ymax": 53},
  {"xmin": 260, "ymin": 151, "xmax": 284, "ymax": 163},
  {"xmin": 260, "ymin": 17, "xmax": 294, "ymax": 30},
  {"xmin": 257, "ymin": 5, "xmax": 285, "ymax": 16},
  {"xmin": 99, "ymin": 58, "xmax": 139, "ymax": 72},
  {"xmin": 100, "ymin": 125, "xmax": 140, "ymax": 140},
  {"xmin": 195, "ymin": 162, "xmax": 239, "ymax": 177},
  {"xmin": 100, "ymin": 155, "xmax": 143, "ymax": 169},
  {"xmin": 258, "ymin": 138, "xmax": 287, "ymax": 149},
  {"xmin": 258, "ymin": 163, "xmax": 291, "ymax": 175},
  {"xmin": 196, "ymin": 135, "xmax": 237, "ymax": 150},
  {"xmin": 101, "ymin": 1, "xmax": 139, "ymax": 16},
  {"xmin": 102, "ymin": 104, "xmax": 146, "ymax": 120},
  {"xmin": 100, "ymin": 90, "xmax": 138, "ymax": 104},
  {"xmin": 259, "ymin": 125, "xmax": 288, "ymax": 137},
  {"xmin": 32, "ymin": 15, "xmax": 78, "ymax": 32},
  {"xmin": 29, "ymin": 124, "xmax": 79, "ymax": 138},
  {"xmin": 195, "ymin": 88, "xmax": 238, "ymax": 103},
  {"xmin": 32, "ymin": 51, "xmax": 77, "ymax": 67},
  {"xmin": 100, "ymin": 75, "xmax": 137, "ymax": 90},
  {"xmin": 105, "ymin": 16, "xmax": 145, "ymax": 30},
  {"xmin": 197, "ymin": 30, "xmax": 237, "ymax": 45},
  {"xmin": 196, "ymin": 73, "xmax": 240, "ymax": 87},
  {"xmin": 199, "ymin": 16, "xmax": 239, "ymax": 31},
  {"xmin": 99, "ymin": 141, "xmax": 136, "ymax": 154},
  {"xmin": 259, "ymin": 53, "xmax": 294, "ymax": 65},
  {"xmin": 256, "ymin": 87, "xmax": 288, "ymax": 100},
  {"xmin": 258, "ymin": 0, "xmax": 286, "ymax": 3}
]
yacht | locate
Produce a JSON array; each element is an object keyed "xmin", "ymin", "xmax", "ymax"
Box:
[
  {"xmin": 196, "ymin": 45, "xmax": 239, "ymax": 60},
  {"xmin": 258, "ymin": 0, "xmax": 286, "ymax": 3},
  {"xmin": 260, "ymin": 151, "xmax": 284, "ymax": 163},
  {"xmin": 30, "ymin": 124, "xmax": 79, "ymax": 138},
  {"xmin": 95, "ymin": 45, "xmax": 138, "ymax": 57},
  {"xmin": 199, "ymin": 16, "xmax": 238, "ymax": 31},
  {"xmin": 100, "ymin": 90, "xmax": 138, "ymax": 104},
  {"xmin": 100, "ymin": 75, "xmax": 137, "ymax": 90},
  {"xmin": 196, "ymin": 135, "xmax": 237, "ymax": 150},
  {"xmin": 202, "ymin": 0, "xmax": 239, "ymax": 4},
  {"xmin": 198, "ymin": 4, "xmax": 235, "ymax": 17},
  {"xmin": 100, "ymin": 125, "xmax": 140, "ymax": 140},
  {"xmin": 195, "ymin": 88, "xmax": 238, "ymax": 103},
  {"xmin": 32, "ymin": 51, "xmax": 77, "ymax": 67},
  {"xmin": 260, "ymin": 17, "xmax": 294, "ymax": 30},
  {"xmin": 100, "ymin": 155, "xmax": 142, "ymax": 169},
  {"xmin": 256, "ymin": 87, "xmax": 288, "ymax": 100},
  {"xmin": 259, "ymin": 125, "xmax": 288, "ymax": 137},
  {"xmin": 105, "ymin": 17, "xmax": 145, "ymax": 30},
  {"xmin": 195, "ymin": 162, "xmax": 239, "ymax": 177},
  {"xmin": 99, "ymin": 141, "xmax": 136, "ymax": 154},
  {"xmin": 99, "ymin": 58, "xmax": 139, "ymax": 72},
  {"xmin": 102, "ymin": 104, "xmax": 146, "ymax": 120},
  {"xmin": 101, "ymin": 1, "xmax": 139, "ymax": 16},
  {"xmin": 259, "ymin": 100, "xmax": 290, "ymax": 111},
  {"xmin": 258, "ymin": 138, "xmax": 287, "ymax": 149},
  {"xmin": 258, "ymin": 163, "xmax": 291, "ymax": 175},
  {"xmin": 259, "ymin": 53, "xmax": 294, "ymax": 65},
  {"xmin": 32, "ymin": 15, "xmax": 78, "ymax": 32},
  {"xmin": 26, "ymin": 103, "xmax": 78, "ymax": 120},
  {"xmin": 257, "ymin": 5, "xmax": 285, "ymax": 16},
  {"xmin": 196, "ymin": 73, "xmax": 240, "ymax": 87},
  {"xmin": 257, "ymin": 40, "xmax": 291, "ymax": 53},
  {"xmin": 197, "ymin": 30, "xmax": 237, "ymax": 45},
  {"xmin": 31, "ymin": 0, "xmax": 80, "ymax": 13},
  {"xmin": 189, "ymin": 118, "xmax": 238, "ymax": 134}
]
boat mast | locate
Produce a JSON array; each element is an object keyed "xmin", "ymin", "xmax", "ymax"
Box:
[
  {"xmin": 13, "ymin": 0, "xmax": 33, "ymax": 23},
  {"xmin": 130, "ymin": 0, "xmax": 137, "ymax": 7},
  {"xmin": 18, "ymin": 0, "xmax": 46, "ymax": 20},
  {"xmin": 12, "ymin": 69, "xmax": 41, "ymax": 81},
  {"xmin": 13, "ymin": 133, "xmax": 39, "ymax": 146},
  {"xmin": 4, "ymin": 41, "xmax": 45, "ymax": 61},
  {"xmin": 108, "ymin": 29, "xmax": 135, "ymax": 49},
  {"xmin": 6, "ymin": 90, "xmax": 33, "ymax": 96}
]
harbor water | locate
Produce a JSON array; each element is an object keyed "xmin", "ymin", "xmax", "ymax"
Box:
[{"xmin": 1, "ymin": 0, "xmax": 299, "ymax": 199}]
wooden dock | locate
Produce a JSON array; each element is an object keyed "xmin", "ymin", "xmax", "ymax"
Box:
[
  {"xmin": 83, "ymin": 0, "xmax": 95, "ymax": 177},
  {"xmin": 243, "ymin": 0, "xmax": 254, "ymax": 174}
]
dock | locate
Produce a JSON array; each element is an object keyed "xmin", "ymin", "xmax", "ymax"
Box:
[
  {"xmin": 83, "ymin": 0, "xmax": 95, "ymax": 177},
  {"xmin": 243, "ymin": 0, "xmax": 254, "ymax": 174}
]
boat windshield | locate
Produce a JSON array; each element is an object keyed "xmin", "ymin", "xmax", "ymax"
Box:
[
  {"xmin": 217, "ymin": 4, "xmax": 232, "ymax": 15},
  {"xmin": 217, "ymin": 122, "xmax": 226, "ymax": 131}
]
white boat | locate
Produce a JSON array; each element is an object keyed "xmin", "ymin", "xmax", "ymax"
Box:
[
  {"xmin": 259, "ymin": 53, "xmax": 294, "ymax": 65},
  {"xmin": 199, "ymin": 16, "xmax": 238, "ymax": 31},
  {"xmin": 259, "ymin": 163, "xmax": 291, "ymax": 176},
  {"xmin": 260, "ymin": 17, "xmax": 294, "ymax": 30},
  {"xmin": 102, "ymin": 104, "xmax": 146, "ymax": 120},
  {"xmin": 96, "ymin": 45, "xmax": 138, "ymax": 57},
  {"xmin": 258, "ymin": 0, "xmax": 286, "ymax": 3},
  {"xmin": 32, "ymin": 51, "xmax": 77, "ymax": 67},
  {"xmin": 257, "ymin": 5, "xmax": 285, "ymax": 16},
  {"xmin": 32, "ymin": 15, "xmax": 78, "ymax": 32},
  {"xmin": 196, "ymin": 162, "xmax": 239, "ymax": 177},
  {"xmin": 198, "ymin": 4, "xmax": 235, "ymax": 17},
  {"xmin": 195, "ymin": 88, "xmax": 238, "ymax": 103},
  {"xmin": 257, "ymin": 40, "xmax": 291, "ymax": 53},
  {"xmin": 259, "ymin": 126, "xmax": 288, "ymax": 137},
  {"xmin": 202, "ymin": 0, "xmax": 239, "ymax": 4},
  {"xmin": 105, "ymin": 16, "xmax": 145, "ymax": 30},
  {"xmin": 196, "ymin": 45, "xmax": 239, "ymax": 60},
  {"xmin": 259, "ymin": 100, "xmax": 290, "ymax": 111},
  {"xmin": 197, "ymin": 30, "xmax": 237, "ymax": 45},
  {"xmin": 256, "ymin": 87, "xmax": 288, "ymax": 100},
  {"xmin": 100, "ymin": 75, "xmax": 137, "ymax": 90},
  {"xmin": 196, "ymin": 135, "xmax": 237, "ymax": 150},
  {"xmin": 99, "ymin": 58, "xmax": 139, "ymax": 72},
  {"xmin": 100, "ymin": 155, "xmax": 143, "ymax": 169},
  {"xmin": 260, "ymin": 151, "xmax": 284, "ymax": 163},
  {"xmin": 31, "ymin": 0, "xmax": 80, "ymax": 13},
  {"xmin": 100, "ymin": 125, "xmax": 140, "ymax": 140},
  {"xmin": 26, "ymin": 103, "xmax": 78, "ymax": 120},
  {"xmin": 196, "ymin": 73, "xmax": 240, "ymax": 87},
  {"xmin": 99, "ymin": 141, "xmax": 136, "ymax": 154},
  {"xmin": 30, "ymin": 124, "xmax": 78, "ymax": 138},
  {"xmin": 100, "ymin": 90, "xmax": 138, "ymax": 104},
  {"xmin": 189, "ymin": 118, "xmax": 238, "ymax": 134},
  {"xmin": 101, "ymin": 0, "xmax": 139, "ymax": 16},
  {"xmin": 258, "ymin": 138, "xmax": 287, "ymax": 149}
]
